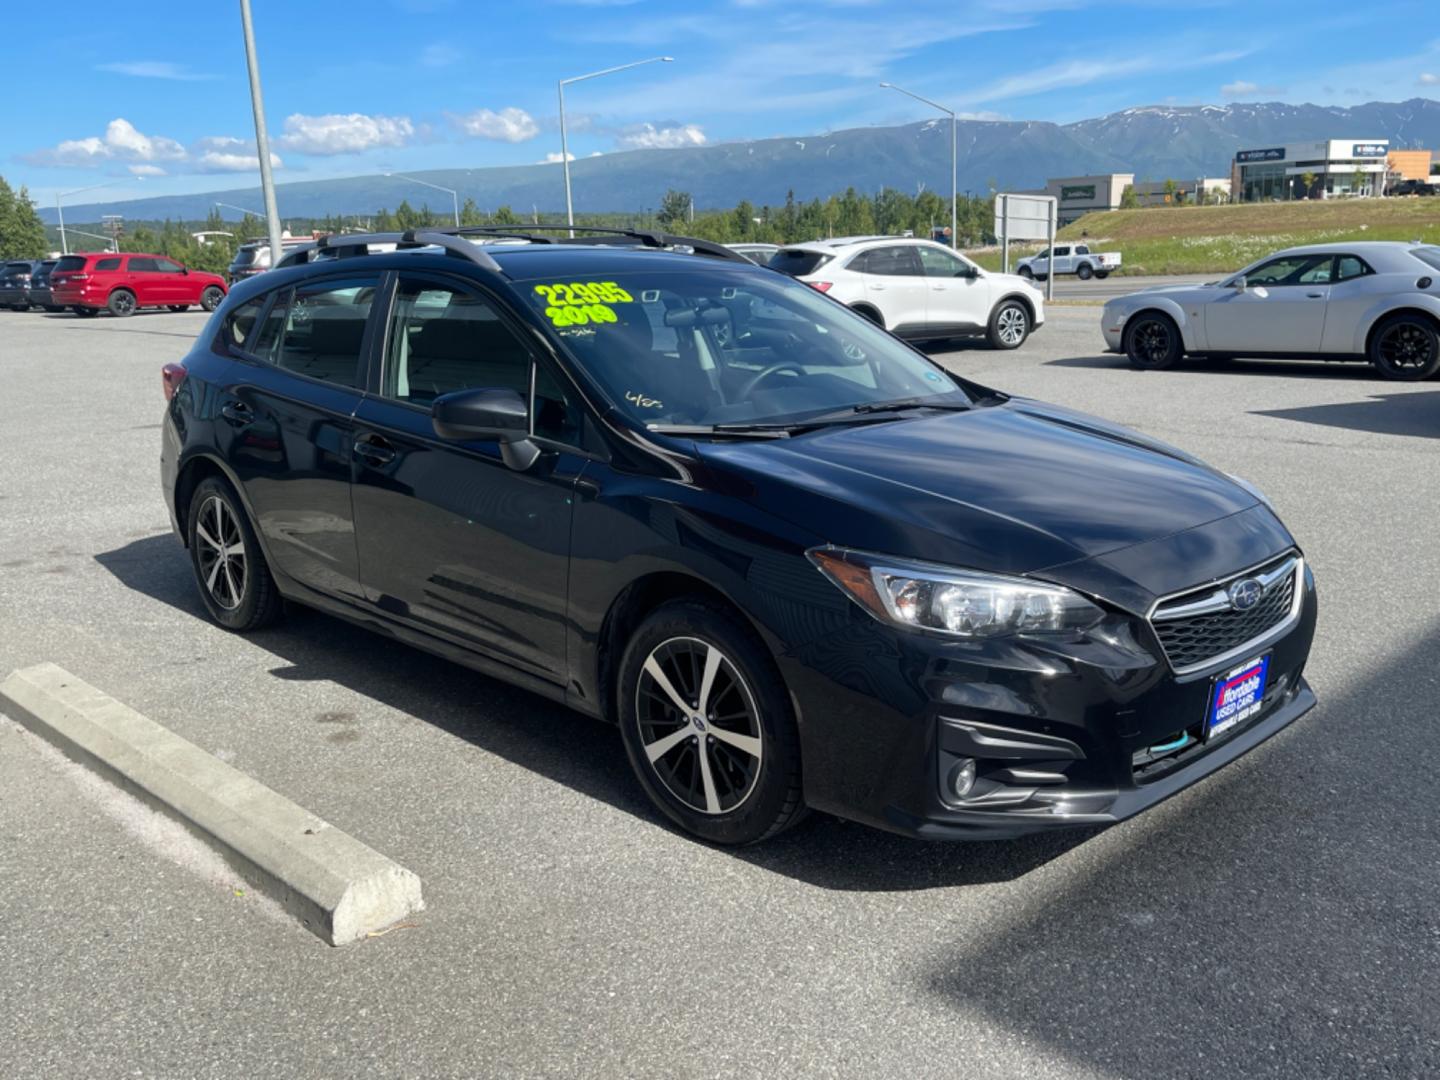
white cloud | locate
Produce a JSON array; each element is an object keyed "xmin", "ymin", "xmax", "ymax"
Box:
[
  {"xmin": 28, "ymin": 118, "xmax": 187, "ymax": 166},
  {"xmin": 1420, "ymin": 73, "xmax": 1440, "ymax": 86},
  {"xmin": 277, "ymin": 113, "xmax": 415, "ymax": 155},
  {"xmin": 616, "ymin": 122, "xmax": 707, "ymax": 149},
  {"xmin": 453, "ymin": 107, "xmax": 540, "ymax": 142},
  {"xmin": 197, "ymin": 150, "xmax": 284, "ymax": 173},
  {"xmin": 128, "ymin": 164, "xmax": 167, "ymax": 177},
  {"xmin": 95, "ymin": 60, "xmax": 215, "ymax": 81},
  {"xmin": 1221, "ymin": 80, "xmax": 1260, "ymax": 97},
  {"xmin": 542, "ymin": 151, "xmax": 576, "ymax": 163}
]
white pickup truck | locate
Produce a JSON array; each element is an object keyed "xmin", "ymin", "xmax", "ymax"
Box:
[{"xmin": 1015, "ymin": 244, "xmax": 1122, "ymax": 281}]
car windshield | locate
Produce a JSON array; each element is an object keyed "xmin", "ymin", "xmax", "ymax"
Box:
[
  {"xmin": 522, "ymin": 267, "xmax": 968, "ymax": 429},
  {"xmin": 54, "ymin": 256, "xmax": 87, "ymax": 272},
  {"xmin": 232, "ymin": 247, "xmax": 262, "ymax": 266},
  {"xmin": 1411, "ymin": 247, "xmax": 1440, "ymax": 273}
]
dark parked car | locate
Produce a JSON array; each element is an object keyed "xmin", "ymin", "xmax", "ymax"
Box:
[
  {"xmin": 0, "ymin": 259, "xmax": 43, "ymax": 310},
  {"xmin": 51, "ymin": 252, "xmax": 227, "ymax": 317},
  {"xmin": 27, "ymin": 259, "xmax": 61, "ymax": 311},
  {"xmin": 160, "ymin": 226, "xmax": 1317, "ymax": 845}
]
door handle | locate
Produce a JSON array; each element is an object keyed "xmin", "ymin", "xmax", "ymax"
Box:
[
  {"xmin": 353, "ymin": 435, "xmax": 396, "ymax": 467},
  {"xmin": 1306, "ymin": 292, "xmax": 1326, "ymax": 299},
  {"xmin": 220, "ymin": 401, "xmax": 252, "ymax": 425},
  {"xmin": 870, "ymin": 284, "xmax": 887, "ymax": 291}
]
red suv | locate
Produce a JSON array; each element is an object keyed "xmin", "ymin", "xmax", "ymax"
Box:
[{"xmin": 50, "ymin": 252, "xmax": 227, "ymax": 317}]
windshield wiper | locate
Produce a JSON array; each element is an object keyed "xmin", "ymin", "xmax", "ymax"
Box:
[
  {"xmin": 647, "ymin": 422, "xmax": 797, "ymax": 438},
  {"xmin": 850, "ymin": 397, "xmax": 973, "ymax": 415}
]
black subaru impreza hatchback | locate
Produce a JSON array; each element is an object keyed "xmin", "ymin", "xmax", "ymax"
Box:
[{"xmin": 160, "ymin": 226, "xmax": 1317, "ymax": 845}]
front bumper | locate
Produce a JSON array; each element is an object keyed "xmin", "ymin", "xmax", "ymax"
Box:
[{"xmin": 777, "ymin": 553, "xmax": 1317, "ymax": 841}]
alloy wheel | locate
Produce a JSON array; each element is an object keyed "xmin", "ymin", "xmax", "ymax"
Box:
[
  {"xmin": 1378, "ymin": 321, "xmax": 1436, "ymax": 374},
  {"xmin": 1132, "ymin": 319, "xmax": 1171, "ymax": 364},
  {"xmin": 111, "ymin": 292, "xmax": 135, "ymax": 316},
  {"xmin": 194, "ymin": 495, "xmax": 247, "ymax": 611},
  {"xmin": 635, "ymin": 637, "xmax": 764, "ymax": 815},
  {"xmin": 997, "ymin": 306, "xmax": 1027, "ymax": 346}
]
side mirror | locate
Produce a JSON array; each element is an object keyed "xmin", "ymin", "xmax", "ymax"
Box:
[
  {"xmin": 960, "ymin": 265, "xmax": 979, "ymax": 279},
  {"xmin": 431, "ymin": 386, "xmax": 540, "ymax": 471},
  {"xmin": 1232, "ymin": 275, "xmax": 1247, "ymax": 291}
]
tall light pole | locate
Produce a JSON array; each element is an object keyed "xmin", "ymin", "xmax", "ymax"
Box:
[
  {"xmin": 239, "ymin": 0, "xmax": 284, "ymax": 270},
  {"xmin": 385, "ymin": 173, "xmax": 460, "ymax": 227},
  {"xmin": 215, "ymin": 201, "xmax": 264, "ymax": 220},
  {"xmin": 64, "ymin": 228, "xmax": 121, "ymax": 254},
  {"xmin": 880, "ymin": 82, "xmax": 957, "ymax": 250},
  {"xmin": 559, "ymin": 56, "xmax": 673, "ymax": 235},
  {"xmin": 56, "ymin": 178, "xmax": 141, "ymax": 255}
]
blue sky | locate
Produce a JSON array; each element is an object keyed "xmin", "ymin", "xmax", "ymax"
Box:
[{"xmin": 4, "ymin": 0, "xmax": 1438, "ymax": 203}]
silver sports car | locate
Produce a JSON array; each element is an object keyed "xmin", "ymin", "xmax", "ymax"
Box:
[{"xmin": 1102, "ymin": 242, "xmax": 1440, "ymax": 380}]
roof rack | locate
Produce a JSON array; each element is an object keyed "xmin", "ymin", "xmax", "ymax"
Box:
[
  {"xmin": 448, "ymin": 224, "xmax": 752, "ymax": 264},
  {"xmin": 274, "ymin": 230, "xmax": 505, "ymax": 273},
  {"xmin": 271, "ymin": 224, "xmax": 752, "ymax": 273}
]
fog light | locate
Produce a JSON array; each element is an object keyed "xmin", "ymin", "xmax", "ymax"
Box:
[{"xmin": 950, "ymin": 758, "xmax": 977, "ymax": 799}]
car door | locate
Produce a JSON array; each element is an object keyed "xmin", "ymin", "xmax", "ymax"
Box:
[
  {"xmin": 1204, "ymin": 253, "xmax": 1331, "ymax": 353},
  {"xmin": 151, "ymin": 256, "xmax": 191, "ymax": 304},
  {"xmin": 348, "ymin": 272, "xmax": 587, "ymax": 685},
  {"xmin": 855, "ymin": 245, "xmax": 928, "ymax": 335},
  {"xmin": 1319, "ymin": 254, "xmax": 1381, "ymax": 353},
  {"xmin": 1052, "ymin": 246, "xmax": 1072, "ymax": 274},
  {"xmin": 124, "ymin": 256, "xmax": 162, "ymax": 305},
  {"xmin": 214, "ymin": 275, "xmax": 377, "ymax": 602},
  {"xmin": 917, "ymin": 245, "xmax": 991, "ymax": 333}
]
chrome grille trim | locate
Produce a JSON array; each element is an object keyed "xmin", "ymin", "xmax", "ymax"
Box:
[{"xmin": 1147, "ymin": 553, "xmax": 1304, "ymax": 675}]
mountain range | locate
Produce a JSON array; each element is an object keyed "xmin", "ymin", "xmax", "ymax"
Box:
[{"xmin": 40, "ymin": 97, "xmax": 1440, "ymax": 224}]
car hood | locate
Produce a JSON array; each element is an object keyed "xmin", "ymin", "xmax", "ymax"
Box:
[
  {"xmin": 697, "ymin": 399, "xmax": 1260, "ymax": 577},
  {"xmin": 992, "ymin": 272, "xmax": 1042, "ymax": 294}
]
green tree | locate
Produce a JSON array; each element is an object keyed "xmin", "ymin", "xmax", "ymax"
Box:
[
  {"xmin": 0, "ymin": 176, "xmax": 48, "ymax": 259},
  {"xmin": 657, "ymin": 189, "xmax": 692, "ymax": 230},
  {"xmin": 1351, "ymin": 167, "xmax": 1368, "ymax": 196},
  {"xmin": 1300, "ymin": 171, "xmax": 1317, "ymax": 199},
  {"xmin": 1119, "ymin": 185, "xmax": 1139, "ymax": 210},
  {"xmin": 492, "ymin": 205, "xmax": 520, "ymax": 226},
  {"xmin": 460, "ymin": 198, "xmax": 485, "ymax": 226}
]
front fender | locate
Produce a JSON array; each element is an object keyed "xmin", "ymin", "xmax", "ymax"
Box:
[{"xmin": 1123, "ymin": 296, "xmax": 1198, "ymax": 350}]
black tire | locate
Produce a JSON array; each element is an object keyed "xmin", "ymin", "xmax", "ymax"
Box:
[
  {"xmin": 43, "ymin": 305, "xmax": 63, "ymax": 313},
  {"xmin": 1124, "ymin": 312, "xmax": 1183, "ymax": 370},
  {"xmin": 201, "ymin": 286, "xmax": 224, "ymax": 312},
  {"xmin": 1076, "ymin": 263, "xmax": 1094, "ymax": 280},
  {"xmin": 108, "ymin": 289, "xmax": 137, "ymax": 318},
  {"xmin": 617, "ymin": 598, "xmax": 805, "ymax": 846},
  {"xmin": 186, "ymin": 476, "xmax": 283, "ymax": 632},
  {"xmin": 1035, "ymin": 273, "xmax": 1048, "ymax": 282},
  {"xmin": 168, "ymin": 304, "xmax": 190, "ymax": 312},
  {"xmin": 10, "ymin": 304, "xmax": 27, "ymax": 312},
  {"xmin": 1369, "ymin": 313, "xmax": 1440, "ymax": 381},
  {"xmin": 1094, "ymin": 270, "xmax": 1110, "ymax": 280},
  {"xmin": 1018, "ymin": 266, "xmax": 1034, "ymax": 280},
  {"xmin": 986, "ymin": 299, "xmax": 1031, "ymax": 350},
  {"xmin": 72, "ymin": 306, "xmax": 99, "ymax": 317},
  {"xmin": 850, "ymin": 304, "xmax": 884, "ymax": 327}
]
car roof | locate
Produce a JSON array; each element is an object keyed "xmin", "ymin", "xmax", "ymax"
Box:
[
  {"xmin": 1266, "ymin": 240, "xmax": 1433, "ymax": 271},
  {"xmin": 778, "ymin": 235, "xmax": 938, "ymax": 254}
]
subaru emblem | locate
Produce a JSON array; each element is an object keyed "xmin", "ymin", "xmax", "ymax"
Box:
[{"xmin": 1228, "ymin": 578, "xmax": 1263, "ymax": 611}]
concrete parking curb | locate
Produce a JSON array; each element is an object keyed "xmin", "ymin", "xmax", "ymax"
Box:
[{"xmin": 0, "ymin": 663, "xmax": 423, "ymax": 946}]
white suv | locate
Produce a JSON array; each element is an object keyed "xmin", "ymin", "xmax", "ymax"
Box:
[{"xmin": 770, "ymin": 237, "xmax": 1044, "ymax": 349}]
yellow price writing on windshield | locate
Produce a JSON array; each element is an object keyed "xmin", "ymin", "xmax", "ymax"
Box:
[{"xmin": 535, "ymin": 281, "xmax": 633, "ymax": 328}]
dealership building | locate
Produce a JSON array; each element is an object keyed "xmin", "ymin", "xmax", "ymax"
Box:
[{"xmin": 1231, "ymin": 139, "xmax": 1389, "ymax": 202}]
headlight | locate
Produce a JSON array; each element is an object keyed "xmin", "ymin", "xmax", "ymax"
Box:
[
  {"xmin": 808, "ymin": 547, "xmax": 1104, "ymax": 639},
  {"xmin": 1227, "ymin": 472, "xmax": 1275, "ymax": 512}
]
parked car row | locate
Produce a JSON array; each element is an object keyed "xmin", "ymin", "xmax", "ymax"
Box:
[{"xmin": 1, "ymin": 252, "xmax": 228, "ymax": 317}]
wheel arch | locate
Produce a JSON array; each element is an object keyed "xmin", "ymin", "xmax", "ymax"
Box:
[
  {"xmin": 1358, "ymin": 303, "xmax": 1440, "ymax": 356},
  {"xmin": 1124, "ymin": 301, "xmax": 1194, "ymax": 348},
  {"xmin": 596, "ymin": 571, "xmax": 769, "ymax": 727},
  {"xmin": 173, "ymin": 452, "xmax": 264, "ymax": 555},
  {"xmin": 848, "ymin": 301, "xmax": 884, "ymax": 328},
  {"xmin": 995, "ymin": 291, "xmax": 1036, "ymax": 324}
]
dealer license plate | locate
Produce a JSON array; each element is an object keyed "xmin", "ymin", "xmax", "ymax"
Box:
[{"xmin": 1207, "ymin": 655, "xmax": 1270, "ymax": 740}]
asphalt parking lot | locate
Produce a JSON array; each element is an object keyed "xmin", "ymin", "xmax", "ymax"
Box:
[{"xmin": 2, "ymin": 303, "xmax": 1438, "ymax": 1079}]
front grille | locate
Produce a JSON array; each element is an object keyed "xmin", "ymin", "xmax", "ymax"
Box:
[{"xmin": 1150, "ymin": 555, "xmax": 1299, "ymax": 673}]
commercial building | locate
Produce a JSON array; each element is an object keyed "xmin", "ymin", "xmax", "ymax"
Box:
[
  {"xmin": 1030, "ymin": 174, "xmax": 1134, "ymax": 225},
  {"xmin": 1231, "ymin": 139, "xmax": 1389, "ymax": 202},
  {"xmin": 1131, "ymin": 177, "xmax": 1232, "ymax": 207},
  {"xmin": 1386, "ymin": 149, "xmax": 1435, "ymax": 188}
]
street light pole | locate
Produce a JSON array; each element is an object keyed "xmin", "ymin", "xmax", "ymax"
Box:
[
  {"xmin": 215, "ymin": 201, "xmax": 264, "ymax": 219},
  {"xmin": 385, "ymin": 173, "xmax": 461, "ymax": 227},
  {"xmin": 558, "ymin": 56, "xmax": 674, "ymax": 236},
  {"xmin": 880, "ymin": 82, "xmax": 957, "ymax": 250},
  {"xmin": 56, "ymin": 178, "xmax": 141, "ymax": 255},
  {"xmin": 239, "ymin": 0, "xmax": 284, "ymax": 270}
]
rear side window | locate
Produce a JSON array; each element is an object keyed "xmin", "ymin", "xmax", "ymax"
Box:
[
  {"xmin": 226, "ymin": 293, "xmax": 286, "ymax": 361},
  {"xmin": 274, "ymin": 277, "xmax": 377, "ymax": 388},
  {"xmin": 1334, "ymin": 256, "xmax": 1373, "ymax": 282},
  {"xmin": 128, "ymin": 257, "xmax": 159, "ymax": 272},
  {"xmin": 95, "ymin": 257, "xmax": 123, "ymax": 272},
  {"xmin": 1410, "ymin": 248, "xmax": 1440, "ymax": 273},
  {"xmin": 768, "ymin": 250, "xmax": 832, "ymax": 276},
  {"xmin": 855, "ymin": 246, "xmax": 920, "ymax": 276}
]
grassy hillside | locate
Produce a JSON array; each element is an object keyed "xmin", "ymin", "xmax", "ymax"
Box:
[{"xmin": 969, "ymin": 198, "xmax": 1440, "ymax": 275}]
